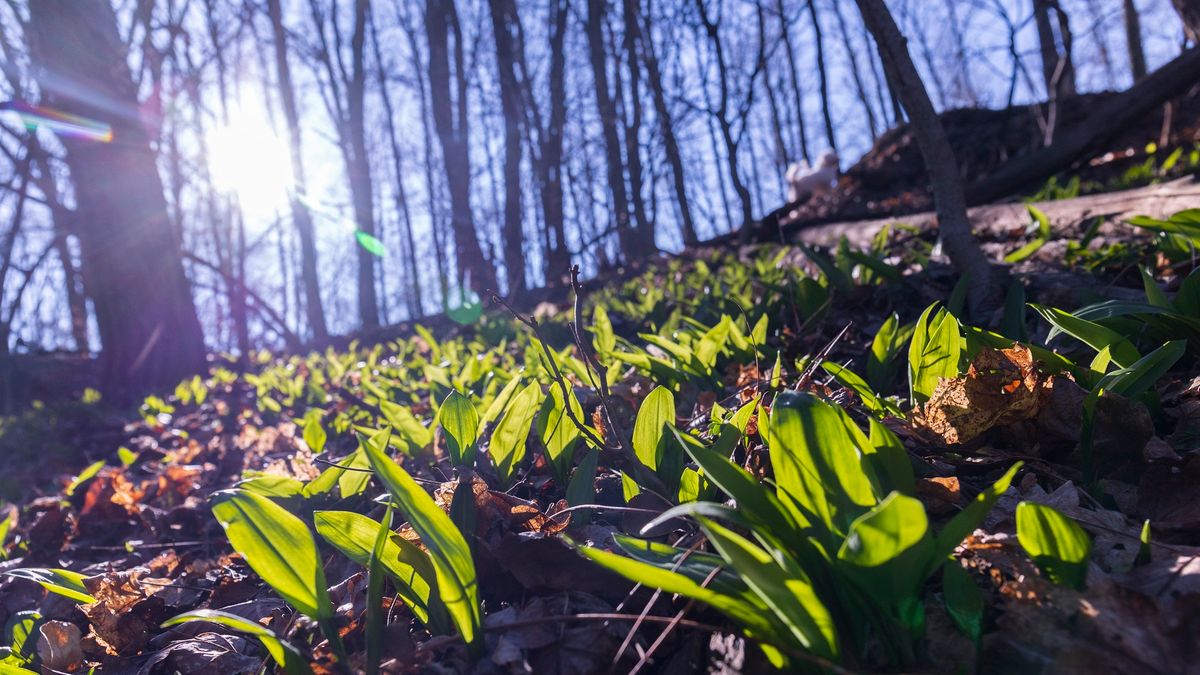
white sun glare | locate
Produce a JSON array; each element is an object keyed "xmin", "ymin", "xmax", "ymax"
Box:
[{"xmin": 206, "ymin": 107, "xmax": 294, "ymax": 222}]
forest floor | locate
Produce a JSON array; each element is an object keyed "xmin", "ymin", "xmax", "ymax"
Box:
[{"xmin": 1, "ymin": 105, "xmax": 1199, "ymax": 674}]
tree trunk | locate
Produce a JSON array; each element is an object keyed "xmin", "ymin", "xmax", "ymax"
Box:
[
  {"xmin": 635, "ymin": 4, "xmax": 698, "ymax": 246},
  {"xmin": 621, "ymin": 0, "xmax": 655, "ymax": 252},
  {"xmin": 426, "ymin": 0, "xmax": 497, "ymax": 293},
  {"xmin": 586, "ymin": 0, "xmax": 637, "ymax": 260},
  {"xmin": 775, "ymin": 0, "xmax": 810, "ymax": 163},
  {"xmin": 26, "ymin": 0, "xmax": 206, "ymax": 397},
  {"xmin": 831, "ymin": 0, "xmax": 880, "ymax": 140},
  {"xmin": 854, "ymin": 0, "xmax": 996, "ymax": 317},
  {"xmin": 539, "ymin": 0, "xmax": 572, "ymax": 280},
  {"xmin": 1124, "ymin": 0, "xmax": 1148, "ymax": 81},
  {"xmin": 489, "ymin": 0, "xmax": 527, "ymax": 295},
  {"xmin": 370, "ymin": 15, "xmax": 423, "ymax": 318},
  {"xmin": 807, "ymin": 0, "xmax": 837, "ymax": 153},
  {"xmin": 1173, "ymin": 0, "xmax": 1200, "ymax": 42},
  {"xmin": 346, "ymin": 0, "xmax": 379, "ymax": 328},
  {"xmin": 267, "ymin": 0, "xmax": 328, "ymax": 341},
  {"xmin": 1034, "ymin": 0, "xmax": 1076, "ymax": 143}
]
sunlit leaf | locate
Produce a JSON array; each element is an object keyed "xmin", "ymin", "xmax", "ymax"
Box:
[
  {"xmin": 2, "ymin": 568, "xmax": 94, "ymax": 604},
  {"xmin": 439, "ymin": 391, "xmax": 480, "ymax": 467},
  {"xmin": 355, "ymin": 230, "xmax": 386, "ymax": 257},
  {"xmin": 162, "ymin": 610, "xmax": 312, "ymax": 675},
  {"xmin": 1016, "ymin": 502, "xmax": 1091, "ymax": 589}
]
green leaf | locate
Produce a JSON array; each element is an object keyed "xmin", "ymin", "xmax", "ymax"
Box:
[
  {"xmin": 65, "ymin": 460, "xmax": 106, "ymax": 497},
  {"xmin": 1000, "ymin": 282, "xmax": 1028, "ymax": 342},
  {"xmin": 2, "ymin": 568, "xmax": 94, "ymax": 604},
  {"xmin": 302, "ymin": 410, "xmax": 327, "ymax": 454},
  {"xmin": 117, "ymin": 446, "xmax": 138, "ymax": 467},
  {"xmin": 236, "ymin": 476, "xmax": 306, "ymax": 499},
  {"xmin": 4, "ymin": 610, "xmax": 40, "ymax": 665},
  {"xmin": 868, "ymin": 313, "xmax": 911, "ymax": 392},
  {"xmin": 162, "ymin": 610, "xmax": 313, "ymax": 675},
  {"xmin": 837, "ymin": 492, "xmax": 929, "ymax": 567},
  {"xmin": 211, "ymin": 490, "xmax": 332, "ymax": 619},
  {"xmin": 479, "ymin": 376, "xmax": 522, "ymax": 432},
  {"xmin": 767, "ymin": 391, "xmax": 877, "ymax": 534},
  {"xmin": 438, "ymin": 391, "xmax": 480, "ymax": 467},
  {"xmin": 488, "ymin": 382, "xmax": 542, "ymax": 485},
  {"xmin": 908, "ymin": 304, "xmax": 961, "ymax": 403},
  {"xmin": 365, "ymin": 508, "xmax": 390, "ymax": 675},
  {"xmin": 942, "ymin": 561, "xmax": 983, "ymax": 644},
  {"xmin": 1095, "ymin": 340, "xmax": 1186, "ymax": 399},
  {"xmin": 566, "ymin": 448, "xmax": 600, "ymax": 525},
  {"xmin": 632, "ymin": 386, "xmax": 675, "ymax": 472},
  {"xmin": 591, "ymin": 304, "xmax": 616, "ymax": 355},
  {"xmin": 1003, "ymin": 205, "xmax": 1051, "ymax": 263},
  {"xmin": 700, "ymin": 518, "xmax": 840, "ymax": 660},
  {"xmin": 680, "ymin": 428, "xmax": 801, "ymax": 536},
  {"xmin": 1031, "ymin": 304, "xmax": 1141, "ymax": 368},
  {"xmin": 313, "ymin": 510, "xmax": 437, "ymax": 626},
  {"xmin": 361, "ymin": 433, "xmax": 481, "ymax": 649},
  {"xmin": 537, "ymin": 385, "xmax": 583, "ymax": 481},
  {"xmin": 1139, "ymin": 266, "xmax": 1172, "ymax": 309},
  {"xmin": 1016, "ymin": 502, "xmax": 1091, "ymax": 589}
]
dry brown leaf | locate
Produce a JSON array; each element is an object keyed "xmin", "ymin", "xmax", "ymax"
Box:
[{"xmin": 914, "ymin": 345, "xmax": 1047, "ymax": 445}]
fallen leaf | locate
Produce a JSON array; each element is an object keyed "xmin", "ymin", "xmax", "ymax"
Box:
[{"xmin": 914, "ymin": 345, "xmax": 1044, "ymax": 445}]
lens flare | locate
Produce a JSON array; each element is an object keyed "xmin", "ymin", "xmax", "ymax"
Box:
[{"xmin": 0, "ymin": 101, "xmax": 112, "ymax": 143}]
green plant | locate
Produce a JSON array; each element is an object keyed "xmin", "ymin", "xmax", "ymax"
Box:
[
  {"xmin": 162, "ymin": 610, "xmax": 312, "ymax": 675},
  {"xmin": 3, "ymin": 568, "xmax": 94, "ymax": 604},
  {"xmin": 209, "ymin": 489, "xmax": 351, "ymax": 672},
  {"xmin": 1015, "ymin": 502, "xmax": 1091, "ymax": 590},
  {"xmin": 361, "ymin": 432, "xmax": 483, "ymax": 652},
  {"xmin": 575, "ymin": 391, "xmax": 1021, "ymax": 668},
  {"xmin": 908, "ymin": 303, "xmax": 962, "ymax": 403}
]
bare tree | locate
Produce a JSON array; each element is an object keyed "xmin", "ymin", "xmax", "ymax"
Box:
[
  {"xmin": 488, "ymin": 0, "xmax": 527, "ymax": 295},
  {"xmin": 855, "ymin": 0, "xmax": 996, "ymax": 316},
  {"xmin": 26, "ymin": 0, "xmax": 206, "ymax": 395},
  {"xmin": 266, "ymin": 0, "xmax": 328, "ymax": 340},
  {"xmin": 1124, "ymin": 0, "xmax": 1147, "ymax": 81},
  {"xmin": 426, "ymin": 0, "xmax": 497, "ymax": 293},
  {"xmin": 807, "ymin": 0, "xmax": 837, "ymax": 153}
]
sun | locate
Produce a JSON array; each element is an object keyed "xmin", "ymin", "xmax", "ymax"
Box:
[{"xmin": 205, "ymin": 107, "xmax": 294, "ymax": 221}]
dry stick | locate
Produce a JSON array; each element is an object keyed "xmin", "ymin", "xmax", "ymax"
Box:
[
  {"xmin": 568, "ymin": 265, "xmax": 629, "ymax": 449},
  {"xmin": 490, "ymin": 292, "xmax": 668, "ymax": 495},
  {"xmin": 794, "ymin": 321, "xmax": 854, "ymax": 390},
  {"xmin": 612, "ymin": 535, "xmax": 707, "ymax": 671},
  {"xmin": 629, "ymin": 565, "xmax": 724, "ymax": 675}
]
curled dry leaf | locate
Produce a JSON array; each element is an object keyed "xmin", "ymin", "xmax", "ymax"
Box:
[
  {"xmin": 914, "ymin": 345, "xmax": 1048, "ymax": 445},
  {"xmin": 37, "ymin": 620, "xmax": 84, "ymax": 672}
]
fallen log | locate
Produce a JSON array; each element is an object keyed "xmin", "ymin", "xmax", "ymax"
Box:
[{"xmin": 966, "ymin": 47, "xmax": 1200, "ymax": 205}]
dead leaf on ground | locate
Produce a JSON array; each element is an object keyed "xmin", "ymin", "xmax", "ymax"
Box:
[
  {"xmin": 37, "ymin": 620, "xmax": 84, "ymax": 672},
  {"xmin": 913, "ymin": 345, "xmax": 1045, "ymax": 445}
]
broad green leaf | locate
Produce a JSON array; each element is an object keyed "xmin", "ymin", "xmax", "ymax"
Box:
[
  {"xmin": 479, "ymin": 376, "xmax": 522, "ymax": 432},
  {"xmin": 908, "ymin": 304, "xmax": 961, "ymax": 403},
  {"xmin": 573, "ymin": 541, "xmax": 795, "ymax": 666},
  {"xmin": 565, "ymin": 448, "xmax": 599, "ymax": 525},
  {"xmin": 868, "ymin": 313, "xmax": 912, "ymax": 392},
  {"xmin": 162, "ymin": 610, "xmax": 312, "ymax": 675},
  {"xmin": 313, "ymin": 510, "xmax": 437, "ymax": 626},
  {"xmin": 438, "ymin": 391, "xmax": 479, "ymax": 467},
  {"xmin": 632, "ymin": 386, "xmax": 675, "ymax": 472},
  {"xmin": 488, "ymin": 382, "xmax": 542, "ymax": 484},
  {"xmin": 942, "ymin": 561, "xmax": 983, "ymax": 644},
  {"xmin": 700, "ymin": 518, "xmax": 839, "ymax": 660},
  {"xmin": 302, "ymin": 410, "xmax": 327, "ymax": 454},
  {"xmin": 377, "ymin": 400, "xmax": 432, "ymax": 452},
  {"xmin": 867, "ymin": 418, "xmax": 915, "ymax": 496},
  {"xmin": 681, "ymin": 428, "xmax": 801, "ymax": 536},
  {"xmin": 2, "ymin": 568, "xmax": 94, "ymax": 604},
  {"xmin": 211, "ymin": 490, "xmax": 332, "ymax": 619},
  {"xmin": 361, "ymin": 433, "xmax": 481, "ymax": 649},
  {"xmin": 236, "ymin": 476, "xmax": 305, "ymax": 499},
  {"xmin": 5, "ymin": 610, "xmax": 40, "ymax": 664},
  {"xmin": 336, "ymin": 446, "xmax": 375, "ymax": 499},
  {"xmin": 365, "ymin": 508, "xmax": 391, "ymax": 675},
  {"xmin": 768, "ymin": 392, "xmax": 877, "ymax": 534},
  {"xmin": 536, "ymin": 385, "xmax": 583, "ymax": 481},
  {"xmin": 1003, "ymin": 205, "xmax": 1051, "ymax": 263},
  {"xmin": 1096, "ymin": 340, "xmax": 1186, "ymax": 399},
  {"xmin": 117, "ymin": 446, "xmax": 137, "ymax": 467},
  {"xmin": 591, "ymin": 304, "xmax": 616, "ymax": 354},
  {"xmin": 1016, "ymin": 502, "xmax": 1091, "ymax": 589},
  {"xmin": 1139, "ymin": 267, "xmax": 1172, "ymax": 309},
  {"xmin": 837, "ymin": 492, "xmax": 929, "ymax": 567}
]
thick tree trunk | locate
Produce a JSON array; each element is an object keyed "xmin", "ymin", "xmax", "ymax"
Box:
[
  {"xmin": 489, "ymin": 0, "xmax": 527, "ymax": 295},
  {"xmin": 27, "ymin": 0, "xmax": 205, "ymax": 396},
  {"xmin": 621, "ymin": 0, "xmax": 655, "ymax": 252},
  {"xmin": 426, "ymin": 0, "xmax": 497, "ymax": 293},
  {"xmin": 267, "ymin": 0, "xmax": 328, "ymax": 341},
  {"xmin": 1124, "ymin": 0, "xmax": 1147, "ymax": 81},
  {"xmin": 855, "ymin": 0, "xmax": 996, "ymax": 317},
  {"xmin": 586, "ymin": 0, "xmax": 637, "ymax": 260}
]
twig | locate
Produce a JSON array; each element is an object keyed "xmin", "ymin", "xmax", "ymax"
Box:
[
  {"xmin": 795, "ymin": 321, "xmax": 853, "ymax": 390},
  {"xmin": 568, "ymin": 265, "xmax": 630, "ymax": 450}
]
